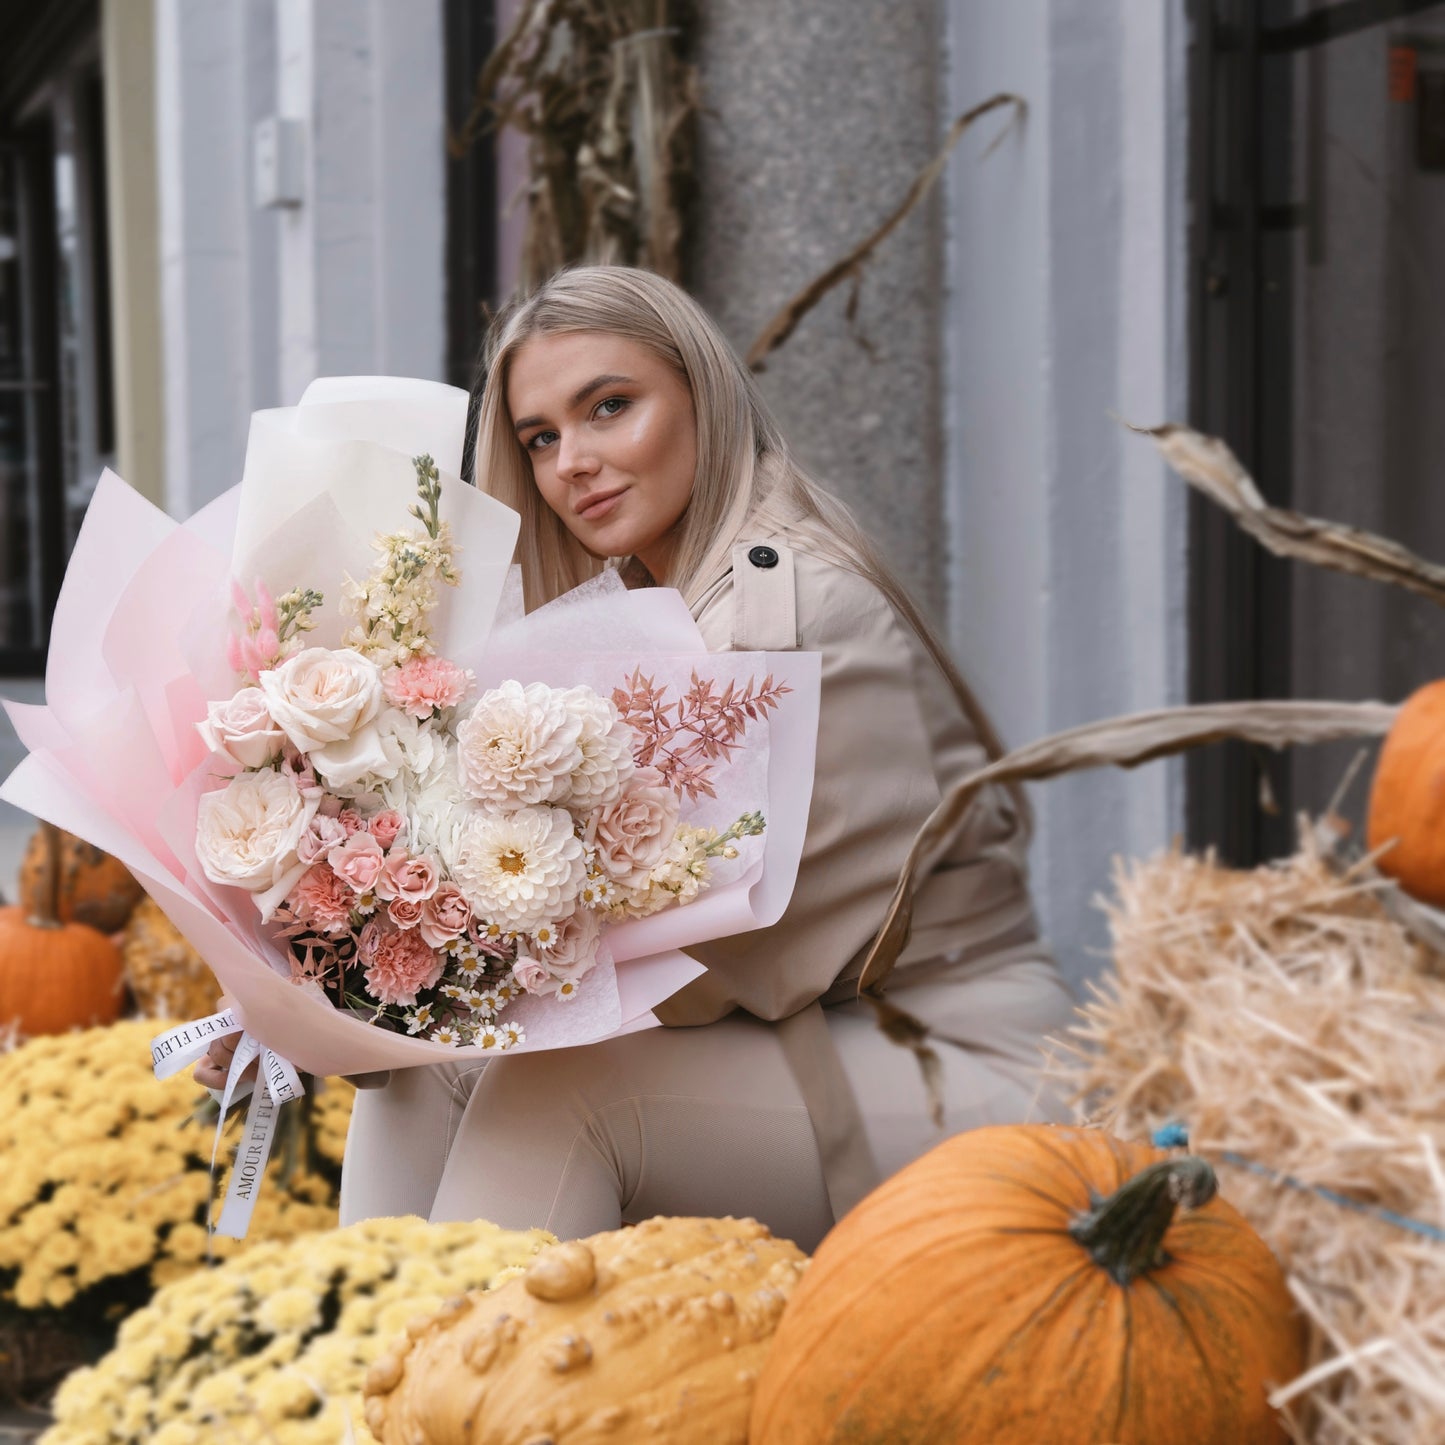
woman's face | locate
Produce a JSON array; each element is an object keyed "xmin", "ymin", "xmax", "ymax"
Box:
[{"xmin": 507, "ymin": 331, "xmax": 698, "ymax": 583}]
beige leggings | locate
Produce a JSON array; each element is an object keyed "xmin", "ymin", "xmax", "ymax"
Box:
[{"xmin": 339, "ymin": 956, "xmax": 1075, "ymax": 1253}]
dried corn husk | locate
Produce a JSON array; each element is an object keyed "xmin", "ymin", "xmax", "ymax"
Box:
[
  {"xmin": 121, "ymin": 895, "xmax": 223, "ymax": 1021},
  {"xmin": 1051, "ymin": 836, "xmax": 1445, "ymax": 1443}
]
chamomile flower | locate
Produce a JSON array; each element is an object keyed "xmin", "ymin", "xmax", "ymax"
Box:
[
  {"xmin": 553, "ymin": 978, "xmax": 581, "ymax": 1003},
  {"xmin": 531, "ymin": 922, "xmax": 559, "ymax": 951},
  {"xmin": 439, "ymin": 983, "xmax": 466, "ymax": 1001},
  {"xmin": 475, "ymin": 1025, "xmax": 502, "ymax": 1051},
  {"xmin": 579, "ymin": 875, "xmax": 615, "ymax": 907},
  {"xmin": 404, "ymin": 1004, "xmax": 434, "ymax": 1036},
  {"xmin": 462, "ymin": 989, "xmax": 494, "ymax": 1014},
  {"xmin": 452, "ymin": 956, "xmax": 484, "ymax": 983},
  {"xmin": 429, "ymin": 1023, "xmax": 464, "ymax": 1047},
  {"xmin": 500, "ymin": 1021, "xmax": 527, "ymax": 1049},
  {"xmin": 354, "ymin": 892, "xmax": 379, "ymax": 916}
]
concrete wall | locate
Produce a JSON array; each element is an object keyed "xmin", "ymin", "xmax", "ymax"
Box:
[
  {"xmin": 945, "ymin": 0, "xmax": 1191, "ymax": 990},
  {"xmin": 156, "ymin": 0, "xmax": 448, "ymax": 517},
  {"xmin": 687, "ymin": 0, "xmax": 950, "ymax": 621}
]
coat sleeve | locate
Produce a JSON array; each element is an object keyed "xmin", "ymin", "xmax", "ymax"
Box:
[{"xmin": 655, "ymin": 553, "xmax": 948, "ymax": 1025}]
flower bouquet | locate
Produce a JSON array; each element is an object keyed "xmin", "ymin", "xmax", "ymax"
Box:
[{"xmin": 1, "ymin": 377, "xmax": 820, "ymax": 1234}]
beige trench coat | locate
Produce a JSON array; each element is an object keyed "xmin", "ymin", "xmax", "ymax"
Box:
[{"xmin": 655, "ymin": 519, "xmax": 1068, "ymax": 1213}]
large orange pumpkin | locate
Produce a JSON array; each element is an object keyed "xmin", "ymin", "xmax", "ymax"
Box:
[
  {"xmin": 17, "ymin": 825, "xmax": 144, "ymax": 933},
  {"xmin": 0, "ymin": 823, "xmax": 126, "ymax": 1038},
  {"xmin": 1367, "ymin": 679, "xmax": 1445, "ymax": 906},
  {"xmin": 750, "ymin": 1124, "xmax": 1305, "ymax": 1445}
]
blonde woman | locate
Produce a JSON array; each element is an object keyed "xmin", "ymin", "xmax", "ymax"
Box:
[{"xmin": 335, "ymin": 265, "xmax": 1075, "ymax": 1250}]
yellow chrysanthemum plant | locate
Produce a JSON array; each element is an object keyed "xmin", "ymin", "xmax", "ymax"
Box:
[
  {"xmin": 0, "ymin": 1020, "xmax": 353, "ymax": 1398},
  {"xmin": 44, "ymin": 1215, "xmax": 553, "ymax": 1445}
]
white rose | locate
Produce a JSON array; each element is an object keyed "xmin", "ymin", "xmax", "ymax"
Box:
[
  {"xmin": 259, "ymin": 647, "xmax": 383, "ymax": 756},
  {"xmin": 454, "ymin": 679, "xmax": 583, "ymax": 809},
  {"xmin": 196, "ymin": 688, "xmax": 286, "ymax": 769},
  {"xmin": 195, "ymin": 769, "xmax": 319, "ymax": 919}
]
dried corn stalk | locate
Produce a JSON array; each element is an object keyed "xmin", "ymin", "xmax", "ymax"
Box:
[{"xmin": 453, "ymin": 0, "xmax": 698, "ymax": 288}]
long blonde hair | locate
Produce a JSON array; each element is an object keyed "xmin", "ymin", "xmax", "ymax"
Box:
[{"xmin": 471, "ymin": 264, "xmax": 1019, "ymax": 777}]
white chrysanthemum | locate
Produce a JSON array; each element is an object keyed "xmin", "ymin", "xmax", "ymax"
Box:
[
  {"xmin": 446, "ymin": 805, "xmax": 585, "ymax": 934},
  {"xmin": 455, "ymin": 680, "xmax": 583, "ymax": 809},
  {"xmin": 555, "ymin": 686, "xmax": 636, "ymax": 813}
]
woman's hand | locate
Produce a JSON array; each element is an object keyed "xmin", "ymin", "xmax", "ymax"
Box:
[{"xmin": 193, "ymin": 997, "xmax": 258, "ymax": 1092}]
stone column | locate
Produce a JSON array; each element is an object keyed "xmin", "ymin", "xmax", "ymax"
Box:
[{"xmin": 687, "ymin": 0, "xmax": 949, "ymax": 622}]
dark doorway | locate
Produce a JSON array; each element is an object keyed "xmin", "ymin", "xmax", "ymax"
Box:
[{"xmin": 1188, "ymin": 0, "xmax": 1445, "ymax": 861}]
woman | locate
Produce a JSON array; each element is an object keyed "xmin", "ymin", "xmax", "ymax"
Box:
[{"xmin": 209, "ymin": 266, "xmax": 1076, "ymax": 1251}]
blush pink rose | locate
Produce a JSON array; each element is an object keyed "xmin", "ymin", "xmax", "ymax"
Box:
[
  {"xmin": 374, "ymin": 849, "xmax": 439, "ymax": 904},
  {"xmin": 418, "ymin": 884, "xmax": 472, "ymax": 948},
  {"xmin": 338, "ymin": 809, "xmax": 366, "ymax": 836},
  {"xmin": 585, "ymin": 768, "xmax": 680, "ymax": 890},
  {"xmin": 383, "ymin": 655, "xmax": 473, "ymax": 718},
  {"xmin": 545, "ymin": 908, "xmax": 603, "ymax": 981},
  {"xmin": 512, "ymin": 957, "xmax": 552, "ymax": 995},
  {"xmin": 197, "ymin": 689, "xmax": 285, "ymax": 769},
  {"xmin": 297, "ymin": 813, "xmax": 348, "ymax": 866},
  {"xmin": 286, "ymin": 863, "xmax": 355, "ymax": 935},
  {"xmin": 387, "ymin": 897, "xmax": 425, "ymax": 929},
  {"xmin": 369, "ymin": 809, "xmax": 407, "ymax": 850},
  {"xmin": 328, "ymin": 831, "xmax": 386, "ymax": 894},
  {"xmin": 358, "ymin": 919, "xmax": 444, "ymax": 1006}
]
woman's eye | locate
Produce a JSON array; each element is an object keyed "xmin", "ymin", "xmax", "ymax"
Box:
[
  {"xmin": 526, "ymin": 429, "xmax": 558, "ymax": 452},
  {"xmin": 595, "ymin": 396, "xmax": 628, "ymax": 419}
]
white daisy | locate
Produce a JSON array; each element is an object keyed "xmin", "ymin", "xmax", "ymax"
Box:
[
  {"xmin": 530, "ymin": 922, "xmax": 559, "ymax": 951},
  {"xmin": 430, "ymin": 1023, "xmax": 463, "ymax": 1046},
  {"xmin": 553, "ymin": 978, "xmax": 580, "ymax": 1003},
  {"xmin": 447, "ymin": 805, "xmax": 585, "ymax": 934},
  {"xmin": 404, "ymin": 1004, "xmax": 434, "ymax": 1035},
  {"xmin": 439, "ymin": 983, "xmax": 466, "ymax": 1001},
  {"xmin": 500, "ymin": 1021, "xmax": 526, "ymax": 1049},
  {"xmin": 475, "ymin": 1025, "xmax": 501, "ymax": 1051}
]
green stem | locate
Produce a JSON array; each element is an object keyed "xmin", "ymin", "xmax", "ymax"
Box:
[{"xmin": 1067, "ymin": 1156, "xmax": 1218, "ymax": 1285}]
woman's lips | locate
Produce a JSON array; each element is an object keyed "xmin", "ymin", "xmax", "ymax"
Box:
[{"xmin": 576, "ymin": 488, "xmax": 625, "ymax": 521}]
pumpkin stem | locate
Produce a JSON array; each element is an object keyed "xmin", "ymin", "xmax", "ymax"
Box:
[
  {"xmin": 1067, "ymin": 1156, "xmax": 1218, "ymax": 1285},
  {"xmin": 30, "ymin": 822, "xmax": 65, "ymax": 930}
]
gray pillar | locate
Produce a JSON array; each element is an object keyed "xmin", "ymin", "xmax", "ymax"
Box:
[{"xmin": 688, "ymin": 1, "xmax": 949, "ymax": 622}]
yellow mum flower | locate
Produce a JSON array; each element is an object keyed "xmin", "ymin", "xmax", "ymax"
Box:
[{"xmin": 43, "ymin": 1215, "xmax": 552, "ymax": 1444}]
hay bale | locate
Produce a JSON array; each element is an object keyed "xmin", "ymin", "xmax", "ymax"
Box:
[{"xmin": 1052, "ymin": 838, "xmax": 1445, "ymax": 1443}]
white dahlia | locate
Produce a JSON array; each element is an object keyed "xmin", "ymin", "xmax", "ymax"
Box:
[
  {"xmin": 455, "ymin": 680, "xmax": 583, "ymax": 809},
  {"xmin": 556, "ymin": 686, "xmax": 636, "ymax": 814},
  {"xmin": 447, "ymin": 805, "xmax": 585, "ymax": 934}
]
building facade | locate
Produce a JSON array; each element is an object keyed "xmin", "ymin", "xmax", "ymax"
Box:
[{"xmin": 4, "ymin": 0, "xmax": 1443, "ymax": 987}]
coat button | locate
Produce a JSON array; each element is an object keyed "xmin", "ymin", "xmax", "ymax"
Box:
[{"xmin": 747, "ymin": 545, "xmax": 779, "ymax": 569}]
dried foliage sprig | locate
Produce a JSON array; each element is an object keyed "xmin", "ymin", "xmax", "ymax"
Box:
[
  {"xmin": 452, "ymin": 0, "xmax": 698, "ymax": 288},
  {"xmin": 612, "ymin": 669, "xmax": 790, "ymax": 801}
]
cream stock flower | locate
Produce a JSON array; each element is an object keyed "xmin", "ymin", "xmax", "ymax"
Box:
[
  {"xmin": 195, "ymin": 769, "xmax": 319, "ymax": 918},
  {"xmin": 455, "ymin": 679, "xmax": 583, "ymax": 808},
  {"xmin": 447, "ymin": 805, "xmax": 585, "ymax": 934}
]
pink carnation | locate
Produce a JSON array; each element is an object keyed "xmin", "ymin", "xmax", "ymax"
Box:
[
  {"xmin": 383, "ymin": 655, "xmax": 473, "ymax": 718},
  {"xmin": 358, "ymin": 919, "xmax": 444, "ymax": 1006},
  {"xmin": 285, "ymin": 864, "xmax": 355, "ymax": 935},
  {"xmin": 369, "ymin": 809, "xmax": 407, "ymax": 850}
]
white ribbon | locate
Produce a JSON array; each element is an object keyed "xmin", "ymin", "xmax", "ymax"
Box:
[{"xmin": 150, "ymin": 1010, "xmax": 308, "ymax": 1240}]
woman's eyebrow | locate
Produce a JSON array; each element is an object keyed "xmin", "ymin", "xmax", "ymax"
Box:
[{"xmin": 513, "ymin": 374, "xmax": 636, "ymax": 434}]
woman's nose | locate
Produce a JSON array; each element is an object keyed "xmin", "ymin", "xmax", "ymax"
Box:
[{"xmin": 556, "ymin": 431, "xmax": 599, "ymax": 481}]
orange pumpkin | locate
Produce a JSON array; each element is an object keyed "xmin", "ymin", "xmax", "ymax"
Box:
[
  {"xmin": 1367, "ymin": 680, "xmax": 1445, "ymax": 906},
  {"xmin": 750, "ymin": 1124, "xmax": 1305, "ymax": 1445},
  {"xmin": 0, "ymin": 823, "xmax": 126, "ymax": 1038},
  {"xmin": 18, "ymin": 825, "xmax": 144, "ymax": 933}
]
